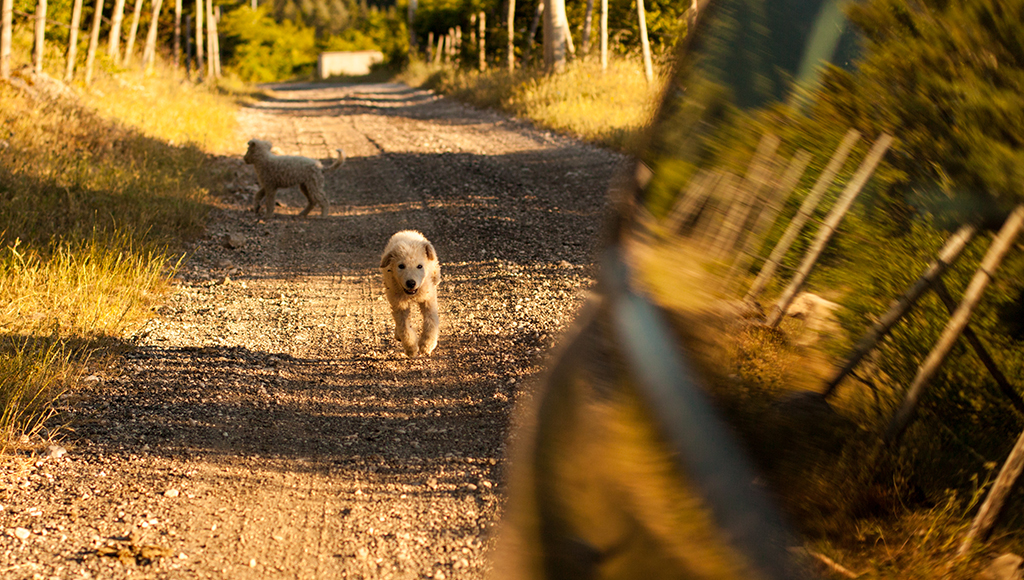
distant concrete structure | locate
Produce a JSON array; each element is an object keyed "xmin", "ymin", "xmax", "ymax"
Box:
[{"xmin": 317, "ymin": 51, "xmax": 384, "ymax": 78}]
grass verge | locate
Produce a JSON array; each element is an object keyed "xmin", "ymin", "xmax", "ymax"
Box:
[
  {"xmin": 0, "ymin": 67, "xmax": 238, "ymax": 453},
  {"xmin": 401, "ymin": 56, "xmax": 665, "ymax": 152}
]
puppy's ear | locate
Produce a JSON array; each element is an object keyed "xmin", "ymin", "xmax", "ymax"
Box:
[
  {"xmin": 380, "ymin": 250, "xmax": 394, "ymax": 269},
  {"xmin": 423, "ymin": 241, "xmax": 436, "ymax": 261}
]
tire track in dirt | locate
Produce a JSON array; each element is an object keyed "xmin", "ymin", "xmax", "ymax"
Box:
[{"xmin": 0, "ymin": 82, "xmax": 626, "ymax": 579}]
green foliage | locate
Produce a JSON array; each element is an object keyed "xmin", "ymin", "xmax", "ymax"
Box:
[
  {"xmin": 219, "ymin": 6, "xmax": 319, "ymax": 82},
  {"xmin": 824, "ymin": 0, "xmax": 1024, "ymax": 220}
]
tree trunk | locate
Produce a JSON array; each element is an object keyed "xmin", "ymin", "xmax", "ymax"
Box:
[
  {"xmin": 141, "ymin": 0, "xmax": 162, "ymax": 73},
  {"xmin": 184, "ymin": 13, "xmax": 191, "ymax": 76},
  {"xmin": 173, "ymin": 0, "xmax": 181, "ymax": 69},
  {"xmin": 885, "ymin": 204, "xmax": 1024, "ymax": 445},
  {"xmin": 636, "ymin": 0, "xmax": 653, "ymax": 82},
  {"xmin": 542, "ymin": 0, "xmax": 567, "ymax": 72},
  {"xmin": 33, "ymin": 0, "xmax": 47, "ymax": 74},
  {"xmin": 205, "ymin": 0, "xmax": 214, "ymax": 78},
  {"xmin": 478, "ymin": 11, "xmax": 486, "ymax": 71},
  {"xmin": 108, "ymin": 0, "xmax": 127, "ymax": 64},
  {"xmin": 84, "ymin": 0, "xmax": 104, "ymax": 84},
  {"xmin": 821, "ymin": 224, "xmax": 977, "ymax": 398},
  {"xmin": 506, "ymin": 0, "xmax": 514, "ymax": 71},
  {"xmin": 211, "ymin": 5, "xmax": 220, "ymax": 76},
  {"xmin": 426, "ymin": 31, "xmax": 433, "ymax": 62},
  {"xmin": 580, "ymin": 0, "xmax": 593, "ymax": 53},
  {"xmin": 122, "ymin": 0, "xmax": 144, "ymax": 66},
  {"xmin": 194, "ymin": 0, "xmax": 203, "ymax": 80},
  {"xmin": 599, "ymin": 0, "xmax": 606, "ymax": 70},
  {"xmin": 0, "ymin": 0, "xmax": 11, "ymax": 80},
  {"xmin": 65, "ymin": 0, "xmax": 84, "ymax": 80},
  {"xmin": 526, "ymin": 0, "xmax": 541, "ymax": 65},
  {"xmin": 745, "ymin": 128, "xmax": 861, "ymax": 302},
  {"xmin": 407, "ymin": 0, "xmax": 416, "ymax": 51},
  {"xmin": 766, "ymin": 133, "xmax": 893, "ymax": 327}
]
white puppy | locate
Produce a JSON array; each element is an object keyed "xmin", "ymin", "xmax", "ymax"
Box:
[{"xmin": 380, "ymin": 230, "xmax": 441, "ymax": 357}]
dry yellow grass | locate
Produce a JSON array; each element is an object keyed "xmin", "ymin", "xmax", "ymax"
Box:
[{"xmin": 0, "ymin": 63, "xmax": 239, "ymax": 451}]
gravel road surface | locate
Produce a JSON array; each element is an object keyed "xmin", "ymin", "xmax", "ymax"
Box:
[{"xmin": 0, "ymin": 82, "xmax": 626, "ymax": 579}]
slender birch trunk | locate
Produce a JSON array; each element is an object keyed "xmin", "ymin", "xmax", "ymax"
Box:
[
  {"xmin": 526, "ymin": 0, "xmax": 541, "ymax": 65},
  {"xmin": 122, "ymin": 0, "xmax": 144, "ymax": 66},
  {"xmin": 407, "ymin": 0, "xmax": 416, "ymax": 51},
  {"xmin": 507, "ymin": 0, "xmax": 514, "ymax": 71},
  {"xmin": 65, "ymin": 0, "xmax": 84, "ymax": 80},
  {"xmin": 636, "ymin": 0, "xmax": 653, "ymax": 82},
  {"xmin": 108, "ymin": 0, "xmax": 127, "ymax": 64},
  {"xmin": 599, "ymin": 0, "xmax": 606, "ymax": 70},
  {"xmin": 580, "ymin": 0, "xmax": 593, "ymax": 53},
  {"xmin": 84, "ymin": 0, "xmax": 104, "ymax": 84},
  {"xmin": 205, "ymin": 0, "xmax": 214, "ymax": 78},
  {"xmin": 0, "ymin": 0, "xmax": 12, "ymax": 80},
  {"xmin": 141, "ymin": 0, "xmax": 162, "ymax": 73},
  {"xmin": 194, "ymin": 0, "xmax": 203, "ymax": 80},
  {"xmin": 478, "ymin": 11, "xmax": 486, "ymax": 71},
  {"xmin": 173, "ymin": 0, "xmax": 180, "ymax": 68},
  {"xmin": 33, "ymin": 0, "xmax": 47, "ymax": 74}
]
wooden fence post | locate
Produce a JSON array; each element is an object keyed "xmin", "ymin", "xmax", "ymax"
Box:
[
  {"xmin": 885, "ymin": 204, "xmax": 1024, "ymax": 445},
  {"xmin": 122, "ymin": 0, "xmax": 144, "ymax": 66},
  {"xmin": 65, "ymin": 0, "xmax": 84, "ymax": 81},
  {"xmin": 766, "ymin": 133, "xmax": 893, "ymax": 327},
  {"xmin": 662, "ymin": 170, "xmax": 717, "ymax": 234},
  {"xmin": 141, "ymin": 0, "xmax": 163, "ymax": 73},
  {"xmin": 1, "ymin": 0, "xmax": 12, "ymax": 80},
  {"xmin": 636, "ymin": 0, "xmax": 652, "ymax": 82},
  {"xmin": 821, "ymin": 224, "xmax": 977, "ymax": 398},
  {"xmin": 729, "ymin": 149, "xmax": 812, "ymax": 283},
  {"xmin": 745, "ymin": 128, "xmax": 861, "ymax": 302},
  {"xmin": 932, "ymin": 278, "xmax": 1024, "ymax": 415},
  {"xmin": 713, "ymin": 134, "xmax": 781, "ymax": 260},
  {"xmin": 84, "ymin": 0, "xmax": 104, "ymax": 84},
  {"xmin": 958, "ymin": 426, "xmax": 1024, "ymax": 556},
  {"xmin": 108, "ymin": 0, "xmax": 127, "ymax": 64}
]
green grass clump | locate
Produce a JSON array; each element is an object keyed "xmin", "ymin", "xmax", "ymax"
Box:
[
  {"xmin": 0, "ymin": 67, "xmax": 238, "ymax": 451},
  {"xmin": 406, "ymin": 57, "xmax": 664, "ymax": 151}
]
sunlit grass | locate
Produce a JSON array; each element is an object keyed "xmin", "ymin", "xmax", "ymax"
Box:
[
  {"xmin": 407, "ymin": 56, "xmax": 665, "ymax": 151},
  {"xmin": 0, "ymin": 60, "xmax": 239, "ymax": 451}
]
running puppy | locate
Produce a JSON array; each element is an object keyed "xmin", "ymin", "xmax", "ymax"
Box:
[
  {"xmin": 243, "ymin": 138, "xmax": 344, "ymax": 217},
  {"xmin": 380, "ymin": 230, "xmax": 441, "ymax": 357}
]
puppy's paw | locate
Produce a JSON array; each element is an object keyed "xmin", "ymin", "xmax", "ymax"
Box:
[
  {"xmin": 419, "ymin": 341, "xmax": 436, "ymax": 357},
  {"xmin": 403, "ymin": 345, "xmax": 420, "ymax": 358}
]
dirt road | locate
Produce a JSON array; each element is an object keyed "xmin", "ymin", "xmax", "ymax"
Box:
[{"xmin": 0, "ymin": 82, "xmax": 625, "ymax": 579}]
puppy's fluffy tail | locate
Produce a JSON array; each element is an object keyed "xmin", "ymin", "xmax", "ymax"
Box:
[{"xmin": 326, "ymin": 148, "xmax": 346, "ymax": 172}]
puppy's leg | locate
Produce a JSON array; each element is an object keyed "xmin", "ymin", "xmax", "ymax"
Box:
[
  {"xmin": 298, "ymin": 183, "xmax": 316, "ymax": 217},
  {"xmin": 418, "ymin": 298, "xmax": 440, "ymax": 356},
  {"xmin": 392, "ymin": 305, "xmax": 419, "ymax": 357},
  {"xmin": 252, "ymin": 188, "xmax": 266, "ymax": 213},
  {"xmin": 265, "ymin": 187, "xmax": 278, "ymax": 215}
]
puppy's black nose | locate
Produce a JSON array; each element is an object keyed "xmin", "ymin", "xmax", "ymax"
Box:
[{"xmin": 405, "ymin": 280, "xmax": 416, "ymax": 289}]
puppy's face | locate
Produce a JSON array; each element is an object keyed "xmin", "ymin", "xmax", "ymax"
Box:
[
  {"xmin": 243, "ymin": 139, "xmax": 269, "ymax": 164},
  {"xmin": 382, "ymin": 241, "xmax": 436, "ymax": 296}
]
